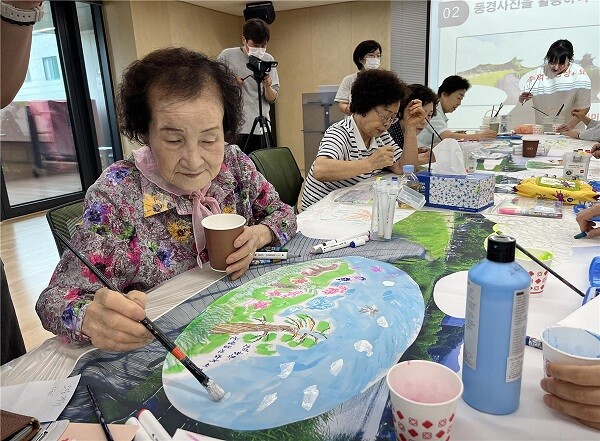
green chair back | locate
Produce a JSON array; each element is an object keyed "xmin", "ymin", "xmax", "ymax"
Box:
[
  {"xmin": 248, "ymin": 147, "xmax": 304, "ymax": 210},
  {"xmin": 46, "ymin": 199, "xmax": 84, "ymax": 255}
]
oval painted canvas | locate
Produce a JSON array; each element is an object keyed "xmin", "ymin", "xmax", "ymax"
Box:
[{"xmin": 162, "ymin": 256, "xmax": 425, "ymax": 430}]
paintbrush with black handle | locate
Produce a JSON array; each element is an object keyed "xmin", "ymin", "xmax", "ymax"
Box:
[{"xmin": 53, "ymin": 230, "xmax": 226, "ymax": 402}]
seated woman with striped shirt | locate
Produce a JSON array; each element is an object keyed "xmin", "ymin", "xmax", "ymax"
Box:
[{"xmin": 302, "ymin": 69, "xmax": 424, "ymax": 209}]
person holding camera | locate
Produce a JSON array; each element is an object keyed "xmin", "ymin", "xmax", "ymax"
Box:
[{"xmin": 218, "ymin": 18, "xmax": 279, "ymax": 154}]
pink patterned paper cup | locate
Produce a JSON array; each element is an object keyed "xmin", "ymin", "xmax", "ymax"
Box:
[
  {"xmin": 387, "ymin": 360, "xmax": 463, "ymax": 441},
  {"xmin": 515, "ymin": 248, "xmax": 554, "ymax": 297}
]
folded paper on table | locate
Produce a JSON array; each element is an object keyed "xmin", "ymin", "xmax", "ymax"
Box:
[
  {"xmin": 416, "ymin": 171, "xmax": 495, "ymax": 212},
  {"xmin": 0, "ymin": 375, "xmax": 80, "ymax": 422}
]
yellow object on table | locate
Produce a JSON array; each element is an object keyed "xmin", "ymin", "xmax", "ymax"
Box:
[{"xmin": 515, "ymin": 176, "xmax": 598, "ymax": 205}]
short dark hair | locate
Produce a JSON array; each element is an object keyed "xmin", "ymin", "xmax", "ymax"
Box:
[
  {"xmin": 349, "ymin": 70, "xmax": 408, "ymax": 115},
  {"xmin": 352, "ymin": 40, "xmax": 382, "ymax": 70},
  {"xmin": 243, "ymin": 18, "xmax": 270, "ymax": 44},
  {"xmin": 399, "ymin": 84, "xmax": 439, "ymax": 118},
  {"xmin": 116, "ymin": 47, "xmax": 242, "ymax": 145},
  {"xmin": 545, "ymin": 39, "xmax": 573, "ymax": 65},
  {"xmin": 437, "ymin": 75, "xmax": 470, "ymax": 96}
]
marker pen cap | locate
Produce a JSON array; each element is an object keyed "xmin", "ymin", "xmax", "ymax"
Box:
[{"xmin": 350, "ymin": 238, "xmax": 366, "ymax": 247}]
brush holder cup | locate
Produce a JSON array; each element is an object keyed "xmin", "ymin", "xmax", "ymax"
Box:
[{"xmin": 543, "ymin": 116, "xmax": 565, "ymax": 133}]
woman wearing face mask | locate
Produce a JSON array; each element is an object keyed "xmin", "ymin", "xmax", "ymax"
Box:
[
  {"xmin": 518, "ymin": 39, "xmax": 591, "ymax": 131},
  {"xmin": 334, "ymin": 40, "xmax": 382, "ymax": 116},
  {"xmin": 218, "ymin": 18, "xmax": 279, "ymax": 154}
]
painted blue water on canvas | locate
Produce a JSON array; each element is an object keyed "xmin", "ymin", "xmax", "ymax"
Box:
[{"xmin": 162, "ymin": 256, "xmax": 424, "ymax": 430}]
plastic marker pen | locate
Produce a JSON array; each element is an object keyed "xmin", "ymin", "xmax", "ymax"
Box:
[
  {"xmin": 251, "ymin": 259, "xmax": 283, "ymax": 266},
  {"xmin": 125, "ymin": 417, "xmax": 153, "ymax": 441},
  {"xmin": 254, "ymin": 251, "xmax": 300, "ymax": 260},
  {"xmin": 311, "ymin": 231, "xmax": 370, "ymax": 253},
  {"xmin": 574, "ymin": 231, "xmax": 587, "ymax": 239},
  {"xmin": 138, "ymin": 409, "xmax": 172, "ymax": 441},
  {"xmin": 312, "ymin": 235, "xmax": 369, "ymax": 254},
  {"xmin": 350, "ymin": 238, "xmax": 367, "ymax": 248},
  {"xmin": 525, "ymin": 335, "xmax": 543, "ymax": 350}
]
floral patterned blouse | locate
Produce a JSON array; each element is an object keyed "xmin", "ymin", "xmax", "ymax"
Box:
[{"xmin": 36, "ymin": 144, "xmax": 297, "ymax": 344}]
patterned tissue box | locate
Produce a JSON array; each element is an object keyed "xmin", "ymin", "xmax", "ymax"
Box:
[{"xmin": 416, "ymin": 172, "xmax": 495, "ymax": 212}]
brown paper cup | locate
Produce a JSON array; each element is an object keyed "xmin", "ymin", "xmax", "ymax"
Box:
[
  {"xmin": 201, "ymin": 214, "xmax": 246, "ymax": 272},
  {"xmin": 522, "ymin": 140, "xmax": 539, "ymax": 157}
]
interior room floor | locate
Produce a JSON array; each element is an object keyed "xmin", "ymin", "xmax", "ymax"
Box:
[{"xmin": 1, "ymin": 211, "xmax": 58, "ymax": 351}]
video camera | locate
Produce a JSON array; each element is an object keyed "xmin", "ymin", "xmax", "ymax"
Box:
[{"xmin": 246, "ymin": 55, "xmax": 278, "ymax": 83}]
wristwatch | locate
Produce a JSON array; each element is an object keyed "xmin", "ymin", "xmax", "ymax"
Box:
[{"xmin": 0, "ymin": 1, "xmax": 44, "ymax": 26}]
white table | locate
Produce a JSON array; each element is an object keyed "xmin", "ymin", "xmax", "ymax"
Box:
[{"xmin": 2, "ymin": 137, "xmax": 599, "ymax": 440}]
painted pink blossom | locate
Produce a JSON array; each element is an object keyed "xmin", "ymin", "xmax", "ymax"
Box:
[
  {"xmin": 371, "ymin": 266, "xmax": 383, "ymax": 273},
  {"xmin": 265, "ymin": 289, "xmax": 283, "ymax": 297},
  {"xmin": 292, "ymin": 277, "xmax": 309, "ymax": 284},
  {"xmin": 322, "ymin": 286, "xmax": 348, "ymax": 295},
  {"xmin": 252, "ymin": 300, "xmax": 270, "ymax": 310}
]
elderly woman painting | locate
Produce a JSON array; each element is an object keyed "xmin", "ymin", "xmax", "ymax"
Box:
[
  {"xmin": 36, "ymin": 48, "xmax": 296, "ymax": 352},
  {"xmin": 302, "ymin": 69, "xmax": 424, "ymax": 209},
  {"xmin": 388, "ymin": 84, "xmax": 439, "ymax": 164}
]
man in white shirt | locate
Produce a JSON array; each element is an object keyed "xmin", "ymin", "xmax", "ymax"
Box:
[{"xmin": 218, "ymin": 18, "xmax": 279, "ymax": 154}]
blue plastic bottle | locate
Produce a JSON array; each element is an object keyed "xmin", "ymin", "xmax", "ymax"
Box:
[{"xmin": 462, "ymin": 235, "xmax": 531, "ymax": 414}]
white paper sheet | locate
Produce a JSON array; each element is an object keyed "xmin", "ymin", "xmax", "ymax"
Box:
[{"xmin": 0, "ymin": 375, "xmax": 80, "ymax": 422}]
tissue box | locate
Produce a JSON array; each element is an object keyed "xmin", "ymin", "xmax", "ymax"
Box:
[{"xmin": 416, "ymin": 172, "xmax": 495, "ymax": 212}]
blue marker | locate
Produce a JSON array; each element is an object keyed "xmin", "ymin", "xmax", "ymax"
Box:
[
  {"xmin": 250, "ymin": 259, "xmax": 283, "ymax": 266},
  {"xmin": 525, "ymin": 335, "xmax": 543, "ymax": 350},
  {"xmin": 574, "ymin": 231, "xmax": 587, "ymax": 239}
]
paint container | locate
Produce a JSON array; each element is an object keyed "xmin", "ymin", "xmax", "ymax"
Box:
[
  {"xmin": 462, "ymin": 235, "xmax": 531, "ymax": 415},
  {"xmin": 387, "ymin": 360, "xmax": 463, "ymax": 441},
  {"xmin": 543, "ymin": 116, "xmax": 565, "ymax": 133},
  {"xmin": 541, "ymin": 326, "xmax": 600, "ymax": 378}
]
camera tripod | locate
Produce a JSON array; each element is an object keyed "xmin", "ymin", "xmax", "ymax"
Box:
[{"xmin": 244, "ymin": 77, "xmax": 275, "ymax": 152}]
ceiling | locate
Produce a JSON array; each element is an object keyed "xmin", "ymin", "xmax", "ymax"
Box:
[{"xmin": 184, "ymin": 0, "xmax": 356, "ymax": 16}]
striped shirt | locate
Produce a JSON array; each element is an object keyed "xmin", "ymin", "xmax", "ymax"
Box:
[
  {"xmin": 518, "ymin": 63, "xmax": 591, "ymax": 125},
  {"xmin": 302, "ymin": 115, "xmax": 401, "ymax": 209}
]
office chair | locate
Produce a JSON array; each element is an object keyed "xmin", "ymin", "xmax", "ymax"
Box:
[
  {"xmin": 248, "ymin": 147, "xmax": 304, "ymax": 211},
  {"xmin": 46, "ymin": 199, "xmax": 84, "ymax": 256}
]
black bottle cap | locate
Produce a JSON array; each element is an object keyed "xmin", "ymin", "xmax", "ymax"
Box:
[{"xmin": 486, "ymin": 235, "xmax": 516, "ymax": 263}]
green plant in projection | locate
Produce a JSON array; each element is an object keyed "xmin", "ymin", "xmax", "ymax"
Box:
[{"xmin": 464, "ymin": 68, "xmax": 530, "ymax": 88}]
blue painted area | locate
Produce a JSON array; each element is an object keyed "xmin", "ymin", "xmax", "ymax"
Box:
[
  {"xmin": 162, "ymin": 256, "xmax": 425, "ymax": 431},
  {"xmin": 441, "ymin": 316, "xmax": 465, "ymax": 327}
]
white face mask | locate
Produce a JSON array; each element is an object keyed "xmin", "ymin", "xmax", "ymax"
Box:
[
  {"xmin": 363, "ymin": 57, "xmax": 380, "ymax": 70},
  {"xmin": 248, "ymin": 46, "xmax": 267, "ymax": 59}
]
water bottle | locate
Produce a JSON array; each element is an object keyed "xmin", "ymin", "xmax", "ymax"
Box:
[
  {"xmin": 462, "ymin": 235, "xmax": 531, "ymax": 414},
  {"xmin": 398, "ymin": 165, "xmax": 420, "ymax": 209}
]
